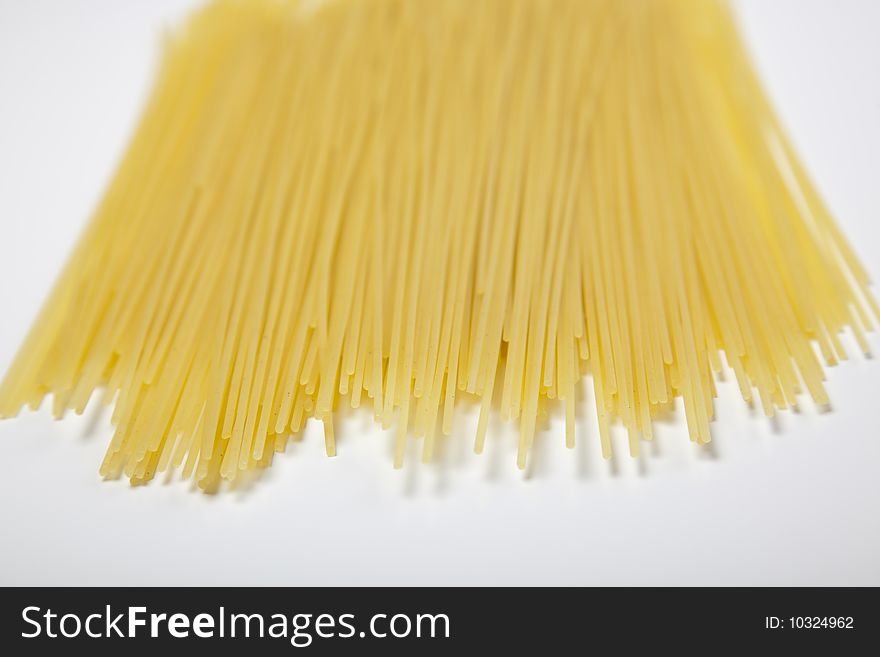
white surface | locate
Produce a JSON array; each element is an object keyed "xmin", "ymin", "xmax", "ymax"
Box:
[{"xmin": 0, "ymin": 0, "xmax": 878, "ymax": 586}]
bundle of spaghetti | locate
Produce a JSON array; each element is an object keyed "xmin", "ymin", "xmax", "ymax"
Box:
[{"xmin": 0, "ymin": 0, "xmax": 875, "ymax": 489}]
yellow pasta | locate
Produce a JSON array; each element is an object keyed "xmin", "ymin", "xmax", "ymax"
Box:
[{"xmin": 0, "ymin": 0, "xmax": 875, "ymax": 490}]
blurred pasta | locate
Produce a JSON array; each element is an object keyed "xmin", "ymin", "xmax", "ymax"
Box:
[{"xmin": 0, "ymin": 0, "xmax": 875, "ymax": 489}]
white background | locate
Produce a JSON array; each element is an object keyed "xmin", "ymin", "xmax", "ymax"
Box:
[{"xmin": 0, "ymin": 0, "xmax": 878, "ymax": 586}]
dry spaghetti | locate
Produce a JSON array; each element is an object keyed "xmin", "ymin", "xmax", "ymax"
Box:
[{"xmin": 0, "ymin": 0, "xmax": 875, "ymax": 489}]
